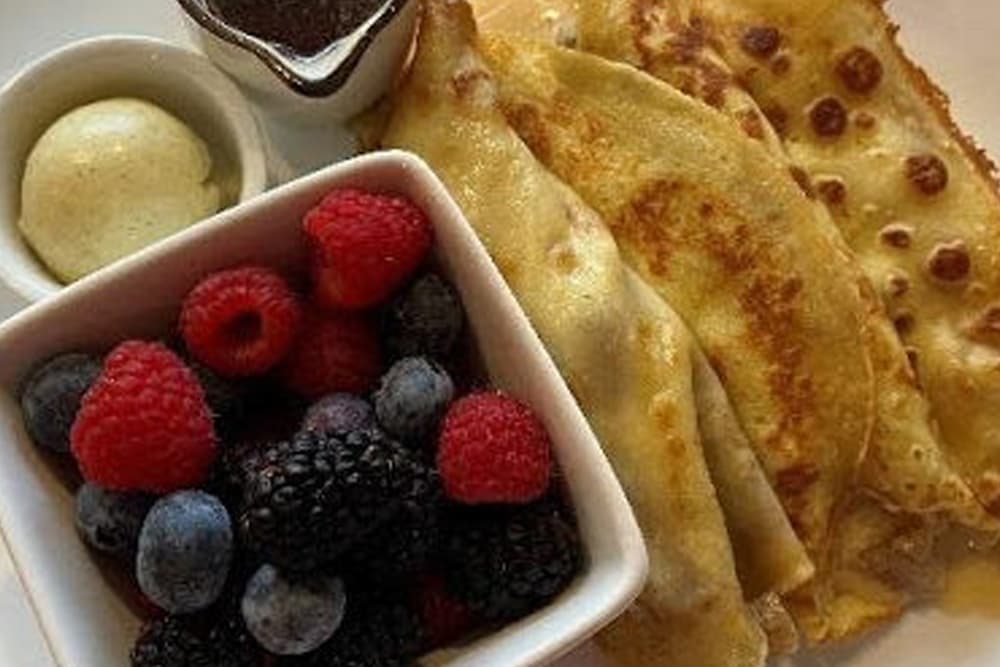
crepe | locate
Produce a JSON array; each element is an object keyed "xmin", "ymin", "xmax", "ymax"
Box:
[
  {"xmin": 676, "ymin": 0, "xmax": 1000, "ymax": 522},
  {"xmin": 473, "ymin": 30, "xmax": 1000, "ymax": 642},
  {"xmin": 475, "ymin": 0, "xmax": 994, "ymax": 532},
  {"xmin": 380, "ymin": 1, "xmax": 809, "ymax": 662},
  {"xmin": 477, "ymin": 33, "xmax": 857, "ymax": 552},
  {"xmin": 690, "ymin": 346, "xmax": 812, "ymax": 599}
]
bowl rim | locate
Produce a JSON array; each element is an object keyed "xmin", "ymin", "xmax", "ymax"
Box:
[
  {"xmin": 0, "ymin": 150, "xmax": 647, "ymax": 667},
  {"xmin": 175, "ymin": 0, "xmax": 414, "ymax": 98},
  {"xmin": 0, "ymin": 33, "xmax": 269, "ymax": 304}
]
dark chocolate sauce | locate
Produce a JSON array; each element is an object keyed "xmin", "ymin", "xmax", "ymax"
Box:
[{"xmin": 208, "ymin": 0, "xmax": 388, "ymax": 55}]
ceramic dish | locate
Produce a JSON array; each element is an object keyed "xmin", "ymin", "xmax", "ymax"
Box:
[
  {"xmin": 177, "ymin": 0, "xmax": 419, "ymax": 123},
  {"xmin": 0, "ymin": 35, "xmax": 268, "ymax": 304},
  {"xmin": 0, "ymin": 150, "xmax": 646, "ymax": 667}
]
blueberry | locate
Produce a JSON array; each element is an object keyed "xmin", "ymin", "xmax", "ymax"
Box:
[
  {"xmin": 300, "ymin": 393, "xmax": 376, "ymax": 438},
  {"xmin": 385, "ymin": 273, "xmax": 464, "ymax": 360},
  {"xmin": 374, "ymin": 357, "xmax": 454, "ymax": 443},
  {"xmin": 137, "ymin": 490, "xmax": 233, "ymax": 614},
  {"xmin": 240, "ymin": 564, "xmax": 346, "ymax": 656},
  {"xmin": 75, "ymin": 483, "xmax": 154, "ymax": 559},
  {"xmin": 19, "ymin": 353, "xmax": 101, "ymax": 454}
]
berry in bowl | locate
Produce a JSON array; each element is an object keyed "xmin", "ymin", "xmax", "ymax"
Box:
[{"xmin": 0, "ymin": 151, "xmax": 645, "ymax": 666}]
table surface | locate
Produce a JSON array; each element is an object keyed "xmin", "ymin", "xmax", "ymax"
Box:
[{"xmin": 1, "ymin": 0, "xmax": 999, "ymax": 664}]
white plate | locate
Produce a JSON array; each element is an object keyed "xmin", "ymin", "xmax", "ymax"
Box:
[{"xmin": 0, "ymin": 0, "xmax": 998, "ymax": 665}]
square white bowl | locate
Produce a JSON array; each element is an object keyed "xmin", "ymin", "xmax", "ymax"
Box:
[{"xmin": 0, "ymin": 150, "xmax": 646, "ymax": 667}]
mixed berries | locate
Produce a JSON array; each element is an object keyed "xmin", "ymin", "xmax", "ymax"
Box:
[{"xmin": 17, "ymin": 188, "xmax": 582, "ymax": 666}]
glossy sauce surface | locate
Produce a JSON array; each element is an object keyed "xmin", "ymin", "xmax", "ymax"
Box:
[{"xmin": 207, "ymin": 0, "xmax": 388, "ymax": 54}]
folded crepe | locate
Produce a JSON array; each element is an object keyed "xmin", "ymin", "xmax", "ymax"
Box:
[
  {"xmin": 474, "ymin": 33, "xmax": 838, "ymax": 547},
  {"xmin": 380, "ymin": 1, "xmax": 814, "ymax": 662},
  {"xmin": 473, "ymin": 0, "xmax": 994, "ymax": 540},
  {"xmin": 474, "ymin": 30, "xmax": 998, "ymax": 642},
  {"xmin": 677, "ymin": 0, "xmax": 1000, "ymax": 523},
  {"xmin": 690, "ymin": 344, "xmax": 812, "ymax": 600}
]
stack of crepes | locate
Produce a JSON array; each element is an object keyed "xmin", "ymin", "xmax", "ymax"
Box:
[{"xmin": 370, "ymin": 0, "xmax": 1000, "ymax": 663}]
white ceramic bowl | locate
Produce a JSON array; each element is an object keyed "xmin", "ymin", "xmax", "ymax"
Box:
[
  {"xmin": 0, "ymin": 151, "xmax": 646, "ymax": 667},
  {"xmin": 0, "ymin": 35, "xmax": 268, "ymax": 304},
  {"xmin": 177, "ymin": 0, "xmax": 419, "ymax": 124}
]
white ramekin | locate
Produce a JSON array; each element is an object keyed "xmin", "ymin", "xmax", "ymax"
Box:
[{"xmin": 0, "ymin": 35, "xmax": 268, "ymax": 303}]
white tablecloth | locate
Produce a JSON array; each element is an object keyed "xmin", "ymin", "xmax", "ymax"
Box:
[{"xmin": 1, "ymin": 0, "xmax": 998, "ymax": 664}]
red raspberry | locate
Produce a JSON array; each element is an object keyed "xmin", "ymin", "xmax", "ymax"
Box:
[
  {"xmin": 415, "ymin": 573, "xmax": 476, "ymax": 649},
  {"xmin": 280, "ymin": 309, "xmax": 382, "ymax": 398},
  {"xmin": 437, "ymin": 391, "xmax": 552, "ymax": 504},
  {"xmin": 70, "ymin": 341, "xmax": 217, "ymax": 493},
  {"xmin": 304, "ymin": 188, "xmax": 433, "ymax": 309},
  {"xmin": 180, "ymin": 266, "xmax": 302, "ymax": 377}
]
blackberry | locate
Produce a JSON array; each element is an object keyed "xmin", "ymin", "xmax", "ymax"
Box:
[
  {"xmin": 189, "ymin": 362, "xmax": 246, "ymax": 441},
  {"xmin": 207, "ymin": 438, "xmax": 267, "ymax": 512},
  {"xmin": 206, "ymin": 391, "xmax": 306, "ymax": 509},
  {"xmin": 75, "ymin": 483, "xmax": 154, "ymax": 559},
  {"xmin": 237, "ymin": 429, "xmax": 426, "ymax": 571},
  {"xmin": 131, "ymin": 616, "xmax": 213, "ymax": 667},
  {"xmin": 341, "ymin": 466, "xmax": 442, "ymax": 580},
  {"xmin": 441, "ymin": 501, "xmax": 582, "ymax": 622},
  {"xmin": 300, "ymin": 393, "xmax": 375, "ymax": 438},
  {"xmin": 205, "ymin": 604, "xmax": 259, "ymax": 667},
  {"xmin": 19, "ymin": 352, "xmax": 102, "ymax": 454},
  {"xmin": 384, "ymin": 273, "xmax": 464, "ymax": 361},
  {"xmin": 130, "ymin": 608, "xmax": 258, "ymax": 667},
  {"xmin": 373, "ymin": 357, "xmax": 454, "ymax": 443},
  {"xmin": 292, "ymin": 588, "xmax": 425, "ymax": 667}
]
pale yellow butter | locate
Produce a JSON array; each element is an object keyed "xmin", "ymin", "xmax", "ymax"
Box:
[{"xmin": 19, "ymin": 98, "xmax": 221, "ymax": 283}]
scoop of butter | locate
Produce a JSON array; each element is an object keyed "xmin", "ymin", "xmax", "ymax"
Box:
[{"xmin": 19, "ymin": 98, "xmax": 222, "ymax": 283}]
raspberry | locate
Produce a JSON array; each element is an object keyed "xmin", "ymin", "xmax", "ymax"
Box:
[
  {"xmin": 415, "ymin": 573, "xmax": 475, "ymax": 649},
  {"xmin": 180, "ymin": 266, "xmax": 302, "ymax": 377},
  {"xmin": 437, "ymin": 392, "xmax": 552, "ymax": 504},
  {"xmin": 304, "ymin": 188, "xmax": 433, "ymax": 309},
  {"xmin": 280, "ymin": 309, "xmax": 382, "ymax": 398},
  {"xmin": 71, "ymin": 341, "xmax": 217, "ymax": 492}
]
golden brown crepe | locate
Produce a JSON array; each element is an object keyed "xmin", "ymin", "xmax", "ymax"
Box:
[
  {"xmin": 475, "ymin": 0, "xmax": 993, "ymax": 534},
  {"xmin": 469, "ymin": 0, "xmax": 1000, "ymax": 640},
  {"xmin": 474, "ymin": 30, "xmax": 1000, "ymax": 642},
  {"xmin": 690, "ymin": 345, "xmax": 812, "ymax": 598},
  {"xmin": 681, "ymin": 0, "xmax": 1000, "ymax": 522},
  {"xmin": 477, "ymin": 33, "xmax": 841, "ymax": 549},
  {"xmin": 380, "ymin": 2, "xmax": 799, "ymax": 663}
]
